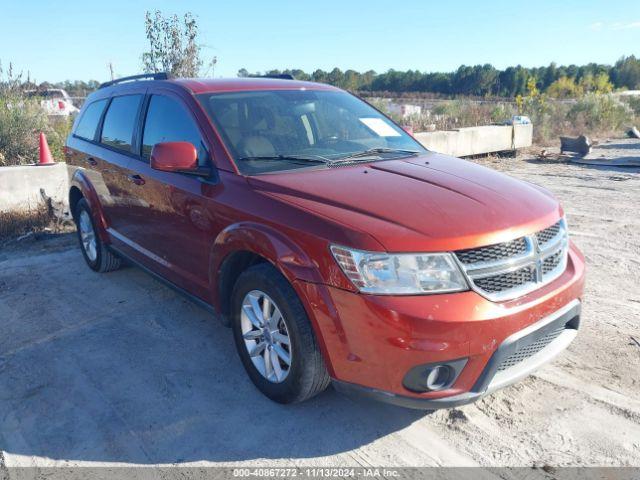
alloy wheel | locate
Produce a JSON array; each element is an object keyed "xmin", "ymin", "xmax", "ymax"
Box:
[
  {"xmin": 78, "ymin": 210, "xmax": 97, "ymax": 262},
  {"xmin": 240, "ymin": 290, "xmax": 292, "ymax": 383}
]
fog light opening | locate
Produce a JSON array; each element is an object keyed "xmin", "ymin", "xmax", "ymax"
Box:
[
  {"xmin": 402, "ymin": 358, "xmax": 468, "ymax": 393},
  {"xmin": 424, "ymin": 365, "xmax": 454, "ymax": 391}
]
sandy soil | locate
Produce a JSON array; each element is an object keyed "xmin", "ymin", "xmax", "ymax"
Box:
[{"xmin": 0, "ymin": 139, "xmax": 638, "ymax": 471}]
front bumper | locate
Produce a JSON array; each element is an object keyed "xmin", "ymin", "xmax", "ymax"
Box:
[
  {"xmin": 333, "ymin": 299, "xmax": 580, "ymax": 409},
  {"xmin": 293, "ymin": 242, "xmax": 585, "ymax": 409}
]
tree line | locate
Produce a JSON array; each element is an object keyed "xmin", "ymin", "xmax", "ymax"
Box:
[
  {"xmin": 8, "ymin": 56, "xmax": 640, "ymax": 101},
  {"xmin": 239, "ymin": 56, "xmax": 640, "ymax": 98}
]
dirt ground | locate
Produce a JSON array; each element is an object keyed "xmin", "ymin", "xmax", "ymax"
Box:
[{"xmin": 0, "ymin": 139, "xmax": 639, "ymax": 471}]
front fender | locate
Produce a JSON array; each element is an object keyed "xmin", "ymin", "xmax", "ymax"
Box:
[
  {"xmin": 210, "ymin": 222, "xmax": 340, "ymax": 368},
  {"xmin": 210, "ymin": 221, "xmax": 324, "ymax": 294},
  {"xmin": 70, "ymin": 169, "xmax": 110, "ymax": 243}
]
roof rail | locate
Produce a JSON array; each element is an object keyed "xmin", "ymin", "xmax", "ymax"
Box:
[
  {"xmin": 99, "ymin": 72, "xmax": 172, "ymax": 89},
  {"xmin": 254, "ymin": 74, "xmax": 295, "ymax": 80}
]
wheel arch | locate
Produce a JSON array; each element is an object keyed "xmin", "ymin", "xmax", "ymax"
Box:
[
  {"xmin": 68, "ymin": 185, "xmax": 83, "ymax": 222},
  {"xmin": 211, "ymin": 222, "xmax": 324, "ymax": 326},
  {"xmin": 69, "ymin": 169, "xmax": 109, "ymax": 242}
]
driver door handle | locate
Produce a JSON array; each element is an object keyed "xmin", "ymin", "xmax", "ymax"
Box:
[{"xmin": 127, "ymin": 174, "xmax": 145, "ymax": 186}]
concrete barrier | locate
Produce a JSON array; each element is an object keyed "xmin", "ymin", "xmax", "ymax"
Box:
[
  {"xmin": 414, "ymin": 124, "xmax": 533, "ymax": 157},
  {"xmin": 0, "ymin": 163, "xmax": 69, "ymax": 212}
]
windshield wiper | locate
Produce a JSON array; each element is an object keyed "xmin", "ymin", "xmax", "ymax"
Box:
[
  {"xmin": 236, "ymin": 154, "xmax": 330, "ymax": 164},
  {"xmin": 332, "ymin": 148, "xmax": 421, "ymax": 162}
]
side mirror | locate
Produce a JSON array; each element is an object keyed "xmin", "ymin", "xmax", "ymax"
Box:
[{"xmin": 150, "ymin": 141, "xmax": 208, "ymax": 175}]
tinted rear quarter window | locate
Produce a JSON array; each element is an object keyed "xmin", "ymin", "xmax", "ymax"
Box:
[
  {"xmin": 74, "ymin": 99, "xmax": 108, "ymax": 141},
  {"xmin": 142, "ymin": 95, "xmax": 208, "ymax": 165},
  {"xmin": 101, "ymin": 95, "xmax": 143, "ymax": 152}
]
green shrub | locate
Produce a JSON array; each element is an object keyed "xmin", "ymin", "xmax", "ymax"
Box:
[
  {"xmin": 413, "ymin": 100, "xmax": 515, "ymax": 131},
  {"xmin": 520, "ymin": 94, "xmax": 565, "ymax": 144},
  {"xmin": 47, "ymin": 116, "xmax": 72, "ymax": 162},
  {"xmin": 619, "ymin": 95, "xmax": 640, "ymax": 117},
  {"xmin": 0, "ymin": 93, "xmax": 70, "ymax": 166},
  {"xmin": 516, "ymin": 93, "xmax": 634, "ymax": 144},
  {"xmin": 0, "ymin": 94, "xmax": 47, "ymax": 165},
  {"xmin": 568, "ymin": 94, "xmax": 633, "ymax": 135},
  {"xmin": 403, "ymin": 92, "xmax": 637, "ymax": 146}
]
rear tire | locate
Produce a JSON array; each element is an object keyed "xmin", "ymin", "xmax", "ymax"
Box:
[
  {"xmin": 231, "ymin": 263, "xmax": 330, "ymax": 404},
  {"xmin": 74, "ymin": 198, "xmax": 121, "ymax": 273}
]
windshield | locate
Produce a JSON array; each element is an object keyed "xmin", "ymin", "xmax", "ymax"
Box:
[{"xmin": 197, "ymin": 90, "xmax": 426, "ymax": 175}]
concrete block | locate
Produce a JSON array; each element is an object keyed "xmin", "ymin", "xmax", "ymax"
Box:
[
  {"xmin": 0, "ymin": 163, "xmax": 69, "ymax": 212},
  {"xmin": 414, "ymin": 124, "xmax": 533, "ymax": 157}
]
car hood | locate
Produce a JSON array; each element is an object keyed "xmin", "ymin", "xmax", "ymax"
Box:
[{"xmin": 247, "ymin": 152, "xmax": 563, "ymax": 252}]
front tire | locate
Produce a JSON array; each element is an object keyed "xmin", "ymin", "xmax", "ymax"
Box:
[
  {"xmin": 231, "ymin": 263, "xmax": 330, "ymax": 404},
  {"xmin": 74, "ymin": 198, "xmax": 121, "ymax": 273}
]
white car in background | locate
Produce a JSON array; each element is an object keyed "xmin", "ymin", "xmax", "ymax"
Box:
[{"xmin": 24, "ymin": 89, "xmax": 80, "ymax": 116}]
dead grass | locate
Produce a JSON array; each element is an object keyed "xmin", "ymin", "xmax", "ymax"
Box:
[{"xmin": 0, "ymin": 205, "xmax": 72, "ymax": 243}]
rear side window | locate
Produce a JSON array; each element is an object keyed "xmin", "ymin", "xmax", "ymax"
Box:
[
  {"xmin": 101, "ymin": 95, "xmax": 143, "ymax": 152},
  {"xmin": 74, "ymin": 99, "xmax": 108, "ymax": 141},
  {"xmin": 142, "ymin": 95, "xmax": 208, "ymax": 165}
]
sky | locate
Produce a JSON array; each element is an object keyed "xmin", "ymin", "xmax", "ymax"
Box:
[{"xmin": 1, "ymin": 0, "xmax": 639, "ymax": 83}]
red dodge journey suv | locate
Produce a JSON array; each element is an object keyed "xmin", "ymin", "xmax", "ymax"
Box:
[{"xmin": 66, "ymin": 73, "xmax": 585, "ymax": 408}]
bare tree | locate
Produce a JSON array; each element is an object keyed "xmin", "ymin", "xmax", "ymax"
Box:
[{"xmin": 142, "ymin": 11, "xmax": 202, "ymax": 77}]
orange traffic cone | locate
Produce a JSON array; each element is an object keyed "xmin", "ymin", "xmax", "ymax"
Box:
[{"xmin": 38, "ymin": 132, "xmax": 54, "ymax": 166}]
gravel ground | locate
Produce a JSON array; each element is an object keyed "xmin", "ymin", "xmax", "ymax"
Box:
[
  {"xmin": 430, "ymin": 138, "xmax": 640, "ymax": 466},
  {"xmin": 0, "ymin": 139, "xmax": 638, "ymax": 471}
]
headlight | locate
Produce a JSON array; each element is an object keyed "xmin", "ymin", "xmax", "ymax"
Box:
[{"xmin": 330, "ymin": 245, "xmax": 469, "ymax": 295}]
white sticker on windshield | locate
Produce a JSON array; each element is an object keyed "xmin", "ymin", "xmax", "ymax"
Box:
[{"xmin": 359, "ymin": 117, "xmax": 402, "ymax": 137}]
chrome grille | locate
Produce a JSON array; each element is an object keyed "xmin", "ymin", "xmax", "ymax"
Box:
[
  {"xmin": 496, "ymin": 325, "xmax": 566, "ymax": 371},
  {"xmin": 536, "ymin": 222, "xmax": 561, "ymax": 246},
  {"xmin": 456, "ymin": 238, "xmax": 527, "ymax": 265},
  {"xmin": 454, "ymin": 220, "xmax": 568, "ymax": 301},
  {"xmin": 542, "ymin": 249, "xmax": 564, "ymax": 274},
  {"xmin": 474, "ymin": 267, "xmax": 535, "ymax": 293}
]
